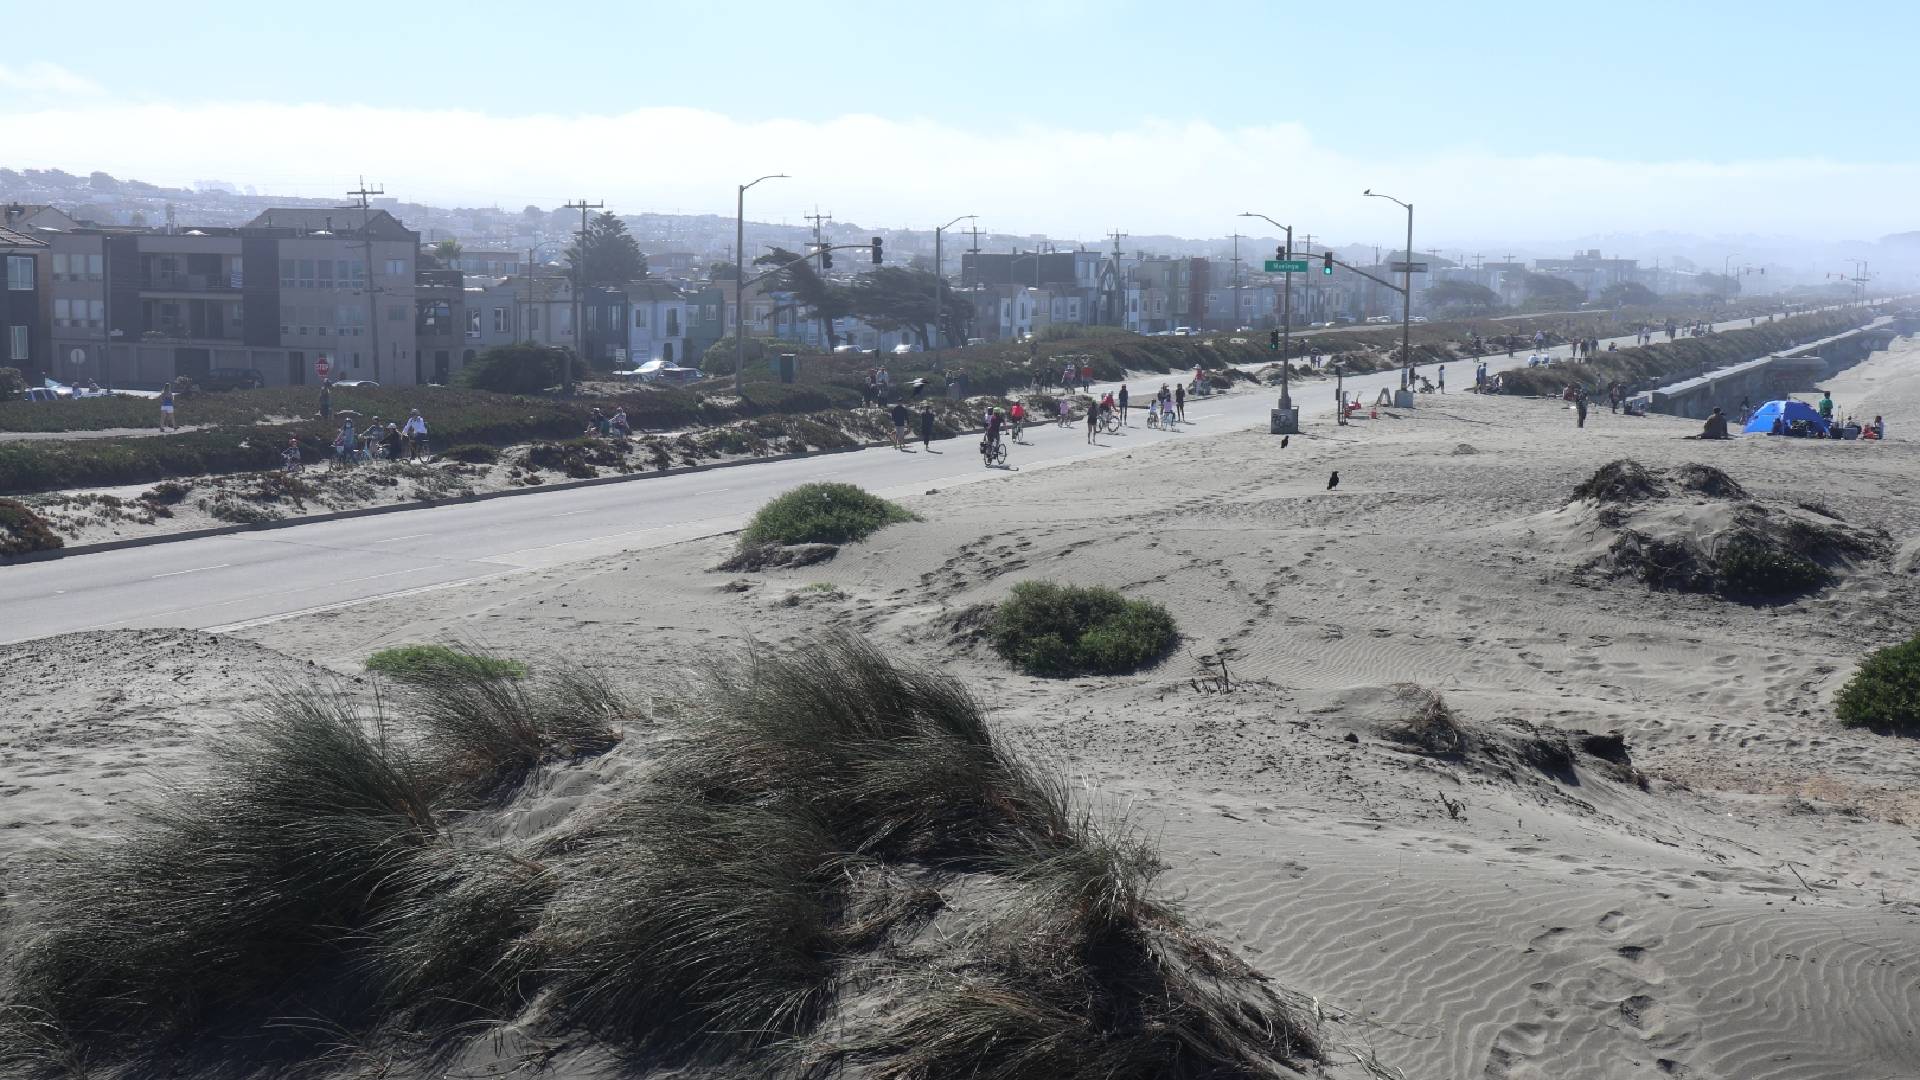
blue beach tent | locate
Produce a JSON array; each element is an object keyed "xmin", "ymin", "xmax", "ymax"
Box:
[{"xmin": 1743, "ymin": 399, "xmax": 1828, "ymax": 436}]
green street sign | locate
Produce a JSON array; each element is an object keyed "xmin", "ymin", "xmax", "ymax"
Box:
[{"xmin": 1264, "ymin": 259, "xmax": 1309, "ymax": 273}]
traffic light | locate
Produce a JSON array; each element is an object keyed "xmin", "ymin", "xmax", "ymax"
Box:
[
  {"xmin": 1322, "ymin": 251, "xmax": 1334, "ymax": 275},
  {"xmin": 820, "ymin": 246, "xmax": 833, "ymax": 269},
  {"xmin": 1275, "ymin": 245, "xmax": 1285, "ymax": 261},
  {"xmin": 871, "ymin": 236, "xmax": 883, "ymax": 264},
  {"xmin": 1268, "ymin": 329, "xmax": 1281, "ymax": 351}
]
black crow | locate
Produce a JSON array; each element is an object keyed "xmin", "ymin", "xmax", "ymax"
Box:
[{"xmin": 1327, "ymin": 470, "xmax": 1340, "ymax": 490}]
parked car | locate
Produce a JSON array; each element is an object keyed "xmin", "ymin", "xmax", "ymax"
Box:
[
  {"xmin": 892, "ymin": 342, "xmax": 918, "ymax": 355},
  {"xmin": 1412, "ymin": 316, "xmax": 1430, "ymax": 324},
  {"xmin": 1365, "ymin": 315, "xmax": 1394, "ymax": 325},
  {"xmin": 201, "ymin": 367, "xmax": 266, "ymax": 391},
  {"xmin": 329, "ymin": 379, "xmax": 380, "ymax": 388}
]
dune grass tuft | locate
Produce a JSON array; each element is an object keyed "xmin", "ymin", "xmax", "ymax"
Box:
[
  {"xmin": 0, "ymin": 689, "xmax": 440, "ymax": 1064},
  {"xmin": 1836, "ymin": 632, "xmax": 1920, "ymax": 736},
  {"xmin": 389, "ymin": 658, "xmax": 626, "ymax": 789},
  {"xmin": 367, "ymin": 643, "xmax": 529, "ymax": 683},
  {"xmin": 990, "ymin": 581, "xmax": 1178, "ymax": 677},
  {"xmin": 740, "ymin": 481, "xmax": 915, "ymax": 547}
]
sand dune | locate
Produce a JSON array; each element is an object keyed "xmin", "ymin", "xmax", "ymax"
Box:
[{"xmin": 6, "ymin": 336, "xmax": 1920, "ymax": 1077}]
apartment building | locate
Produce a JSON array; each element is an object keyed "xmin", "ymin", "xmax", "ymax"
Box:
[{"xmin": 2, "ymin": 225, "xmax": 48, "ymax": 374}]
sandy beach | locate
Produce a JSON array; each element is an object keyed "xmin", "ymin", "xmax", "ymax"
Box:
[{"xmin": 5, "ymin": 334, "xmax": 1920, "ymax": 1078}]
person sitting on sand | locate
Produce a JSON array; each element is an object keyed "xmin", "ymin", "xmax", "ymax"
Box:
[
  {"xmin": 1771, "ymin": 414, "xmax": 1786, "ymax": 436},
  {"xmin": 1701, "ymin": 408, "xmax": 1730, "ymax": 440},
  {"xmin": 1872, "ymin": 415, "xmax": 1886, "ymax": 440}
]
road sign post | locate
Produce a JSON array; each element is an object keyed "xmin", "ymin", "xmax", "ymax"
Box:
[
  {"xmin": 315, "ymin": 357, "xmax": 332, "ymax": 380},
  {"xmin": 1264, "ymin": 259, "xmax": 1309, "ymax": 273}
]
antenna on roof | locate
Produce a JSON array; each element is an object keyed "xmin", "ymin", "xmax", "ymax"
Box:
[{"xmin": 347, "ymin": 177, "xmax": 384, "ymax": 210}]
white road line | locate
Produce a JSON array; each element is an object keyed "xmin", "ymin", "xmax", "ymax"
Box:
[
  {"xmin": 150, "ymin": 563, "xmax": 230, "ymax": 579},
  {"xmin": 372, "ymin": 533, "xmax": 428, "ymax": 543},
  {"xmin": 694, "ymin": 487, "xmax": 731, "ymax": 494}
]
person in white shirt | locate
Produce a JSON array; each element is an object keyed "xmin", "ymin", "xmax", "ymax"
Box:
[{"xmin": 401, "ymin": 409, "xmax": 428, "ymax": 460}]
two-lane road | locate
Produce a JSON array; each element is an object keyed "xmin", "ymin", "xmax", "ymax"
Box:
[{"xmin": 0, "ymin": 307, "xmax": 1836, "ymax": 645}]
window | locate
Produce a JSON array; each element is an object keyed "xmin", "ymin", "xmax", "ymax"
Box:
[
  {"xmin": 51, "ymin": 253, "xmax": 68, "ymax": 280},
  {"xmin": 528, "ymin": 307, "xmax": 540, "ymax": 332},
  {"xmin": 666, "ymin": 309, "xmax": 679, "ymax": 336},
  {"xmin": 87, "ymin": 254, "xmax": 103, "ymax": 281},
  {"xmin": 298, "ymin": 259, "xmax": 315, "ymax": 289},
  {"xmin": 53, "ymin": 299, "xmax": 71, "ymax": 326},
  {"xmin": 337, "ymin": 260, "xmax": 353, "ymax": 287},
  {"xmin": 6, "ymin": 255, "xmax": 32, "ymax": 290},
  {"xmin": 88, "ymin": 300, "xmax": 103, "ymax": 327},
  {"xmin": 634, "ymin": 307, "xmax": 648, "ymax": 328},
  {"xmin": 281, "ymin": 259, "xmax": 296, "ymax": 288},
  {"xmin": 9, "ymin": 324, "xmax": 27, "ymax": 360},
  {"xmin": 467, "ymin": 308, "xmax": 481, "ymax": 335},
  {"xmin": 317, "ymin": 260, "xmax": 334, "ymax": 289},
  {"xmin": 384, "ymin": 258, "xmax": 406, "ymax": 278},
  {"xmin": 388, "ymin": 305, "xmax": 406, "ymax": 322},
  {"xmin": 492, "ymin": 307, "xmax": 509, "ymax": 333},
  {"xmin": 348, "ymin": 262, "xmax": 365, "ymax": 288},
  {"xmin": 281, "ymin": 304, "xmax": 295, "ymax": 335}
]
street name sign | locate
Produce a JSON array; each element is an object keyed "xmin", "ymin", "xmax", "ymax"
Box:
[{"xmin": 1264, "ymin": 259, "xmax": 1310, "ymax": 273}]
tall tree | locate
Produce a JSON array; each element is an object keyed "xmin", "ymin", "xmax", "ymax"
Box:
[
  {"xmin": 1521, "ymin": 273, "xmax": 1584, "ymax": 306},
  {"xmin": 566, "ymin": 211, "xmax": 648, "ymax": 286},
  {"xmin": 754, "ymin": 247, "xmax": 854, "ymax": 347},
  {"xmin": 1597, "ymin": 281, "xmax": 1659, "ymax": 307},
  {"xmin": 431, "ymin": 238, "xmax": 463, "ymax": 268},
  {"xmin": 847, "ymin": 267, "xmax": 972, "ymax": 350},
  {"xmin": 1425, "ymin": 280, "xmax": 1500, "ymax": 313}
]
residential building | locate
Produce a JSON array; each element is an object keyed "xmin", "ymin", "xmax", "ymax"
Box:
[
  {"xmin": 623, "ymin": 280, "xmax": 689, "ymax": 365},
  {"xmin": 414, "ymin": 268, "xmax": 467, "ymax": 383},
  {"xmin": 2, "ymin": 225, "xmax": 48, "ymax": 375},
  {"xmin": 467, "ymin": 275, "xmax": 573, "ymax": 352}
]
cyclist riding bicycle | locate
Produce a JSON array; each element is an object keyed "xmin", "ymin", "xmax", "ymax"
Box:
[
  {"xmin": 982, "ymin": 408, "xmax": 1005, "ymax": 463},
  {"xmin": 1008, "ymin": 401, "xmax": 1026, "ymax": 440}
]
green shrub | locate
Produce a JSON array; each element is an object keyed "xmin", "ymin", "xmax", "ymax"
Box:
[
  {"xmin": 0, "ymin": 366, "xmax": 25, "ymax": 402},
  {"xmin": 990, "ymin": 582, "xmax": 1177, "ymax": 677},
  {"xmin": 1716, "ymin": 535, "xmax": 1832, "ymax": 596},
  {"xmin": 457, "ymin": 344, "xmax": 585, "ymax": 395},
  {"xmin": 740, "ymin": 482, "xmax": 914, "ymax": 547},
  {"xmin": 367, "ymin": 644, "xmax": 529, "ymax": 683},
  {"xmin": 441, "ymin": 443, "xmax": 500, "ymax": 464},
  {"xmin": 1836, "ymin": 634, "xmax": 1920, "ymax": 735},
  {"xmin": 0, "ymin": 497, "xmax": 63, "ymax": 555}
]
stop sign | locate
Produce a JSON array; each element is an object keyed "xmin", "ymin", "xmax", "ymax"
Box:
[{"xmin": 315, "ymin": 357, "xmax": 332, "ymax": 379}]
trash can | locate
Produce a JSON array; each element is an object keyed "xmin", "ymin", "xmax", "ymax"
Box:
[
  {"xmin": 777, "ymin": 353, "xmax": 798, "ymax": 384},
  {"xmin": 1269, "ymin": 405, "xmax": 1300, "ymax": 434}
]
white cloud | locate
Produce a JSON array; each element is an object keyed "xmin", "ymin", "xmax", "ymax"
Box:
[
  {"xmin": 2, "ymin": 97, "xmax": 1913, "ymax": 245},
  {"xmin": 0, "ymin": 62, "xmax": 105, "ymax": 97}
]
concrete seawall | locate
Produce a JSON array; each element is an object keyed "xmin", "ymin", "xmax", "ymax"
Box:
[{"xmin": 1647, "ymin": 313, "xmax": 1910, "ymax": 419}]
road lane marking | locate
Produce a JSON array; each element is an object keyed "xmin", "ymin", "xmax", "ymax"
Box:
[
  {"xmin": 151, "ymin": 563, "xmax": 230, "ymax": 578},
  {"xmin": 373, "ymin": 533, "xmax": 428, "ymax": 543},
  {"xmin": 694, "ymin": 487, "xmax": 731, "ymax": 494}
]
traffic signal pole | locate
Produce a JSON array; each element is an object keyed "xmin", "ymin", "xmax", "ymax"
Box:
[{"xmin": 1280, "ymin": 223, "xmax": 1293, "ymax": 412}]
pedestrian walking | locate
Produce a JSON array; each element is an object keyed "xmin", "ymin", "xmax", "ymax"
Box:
[
  {"xmin": 1174, "ymin": 382, "xmax": 1186, "ymax": 421},
  {"xmin": 1575, "ymin": 389, "xmax": 1589, "ymax": 429},
  {"xmin": 158, "ymin": 382, "xmax": 177, "ymax": 431},
  {"xmin": 1085, "ymin": 402, "xmax": 1099, "ymax": 444},
  {"xmin": 918, "ymin": 404, "xmax": 935, "ymax": 450},
  {"xmin": 889, "ymin": 401, "xmax": 909, "ymax": 450},
  {"xmin": 1118, "ymin": 384, "xmax": 1129, "ymax": 425},
  {"xmin": 319, "ymin": 380, "xmax": 332, "ymax": 420},
  {"xmin": 1436, "ymin": 365, "xmax": 1446, "ymax": 393}
]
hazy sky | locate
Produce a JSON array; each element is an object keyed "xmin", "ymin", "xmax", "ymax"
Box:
[{"xmin": 3, "ymin": 0, "xmax": 1915, "ymax": 248}]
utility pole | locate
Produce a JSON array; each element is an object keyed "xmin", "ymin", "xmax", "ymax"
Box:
[
  {"xmin": 1108, "ymin": 229, "xmax": 1126, "ymax": 326},
  {"xmin": 1230, "ymin": 233, "xmax": 1242, "ymax": 330},
  {"xmin": 805, "ymin": 208, "xmax": 833, "ymax": 256},
  {"xmin": 932, "ymin": 214, "xmax": 975, "ymax": 362},
  {"xmin": 348, "ymin": 179, "xmax": 384, "ymax": 384},
  {"xmin": 562, "ymin": 198, "xmax": 602, "ymax": 396}
]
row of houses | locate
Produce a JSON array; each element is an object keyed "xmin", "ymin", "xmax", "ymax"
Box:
[{"xmin": 0, "ymin": 202, "xmax": 708, "ymax": 389}]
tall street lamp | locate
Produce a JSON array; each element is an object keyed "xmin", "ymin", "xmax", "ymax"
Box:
[
  {"xmin": 734, "ymin": 173, "xmax": 789, "ymax": 392},
  {"xmin": 931, "ymin": 214, "xmax": 976, "ymax": 365},
  {"xmin": 1363, "ymin": 189, "xmax": 1415, "ymax": 391},
  {"xmin": 1239, "ymin": 212, "xmax": 1297, "ymax": 425}
]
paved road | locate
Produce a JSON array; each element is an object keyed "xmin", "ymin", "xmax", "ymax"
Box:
[{"xmin": 0, "ymin": 305, "xmax": 1853, "ymax": 645}]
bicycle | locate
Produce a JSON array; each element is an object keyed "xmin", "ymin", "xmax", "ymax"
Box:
[
  {"xmin": 1010, "ymin": 417, "xmax": 1026, "ymax": 444},
  {"xmin": 1099, "ymin": 409, "xmax": 1122, "ymax": 436},
  {"xmin": 980, "ymin": 435, "xmax": 1008, "ymax": 468}
]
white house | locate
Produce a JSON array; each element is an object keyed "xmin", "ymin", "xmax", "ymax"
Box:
[{"xmin": 623, "ymin": 280, "xmax": 689, "ymax": 365}]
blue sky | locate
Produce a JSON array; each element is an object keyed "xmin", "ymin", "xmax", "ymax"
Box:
[{"xmin": 3, "ymin": 0, "xmax": 1916, "ymax": 246}]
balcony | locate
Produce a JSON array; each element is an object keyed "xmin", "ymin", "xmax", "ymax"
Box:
[
  {"xmin": 143, "ymin": 271, "xmax": 242, "ymax": 292},
  {"xmin": 142, "ymin": 324, "xmax": 243, "ymax": 343}
]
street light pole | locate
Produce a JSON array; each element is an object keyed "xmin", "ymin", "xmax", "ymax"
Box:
[
  {"xmin": 733, "ymin": 174, "xmax": 789, "ymax": 393},
  {"xmin": 1239, "ymin": 212, "xmax": 1295, "ymax": 414},
  {"xmin": 562, "ymin": 199, "xmax": 602, "ymax": 396},
  {"xmin": 932, "ymin": 214, "xmax": 975, "ymax": 366},
  {"xmin": 1363, "ymin": 190, "xmax": 1414, "ymax": 390}
]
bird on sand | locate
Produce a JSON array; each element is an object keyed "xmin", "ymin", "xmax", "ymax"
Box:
[
  {"xmin": 1327, "ymin": 470, "xmax": 1340, "ymax": 490},
  {"xmin": 1280, "ymin": 435, "xmax": 1290, "ymax": 448}
]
